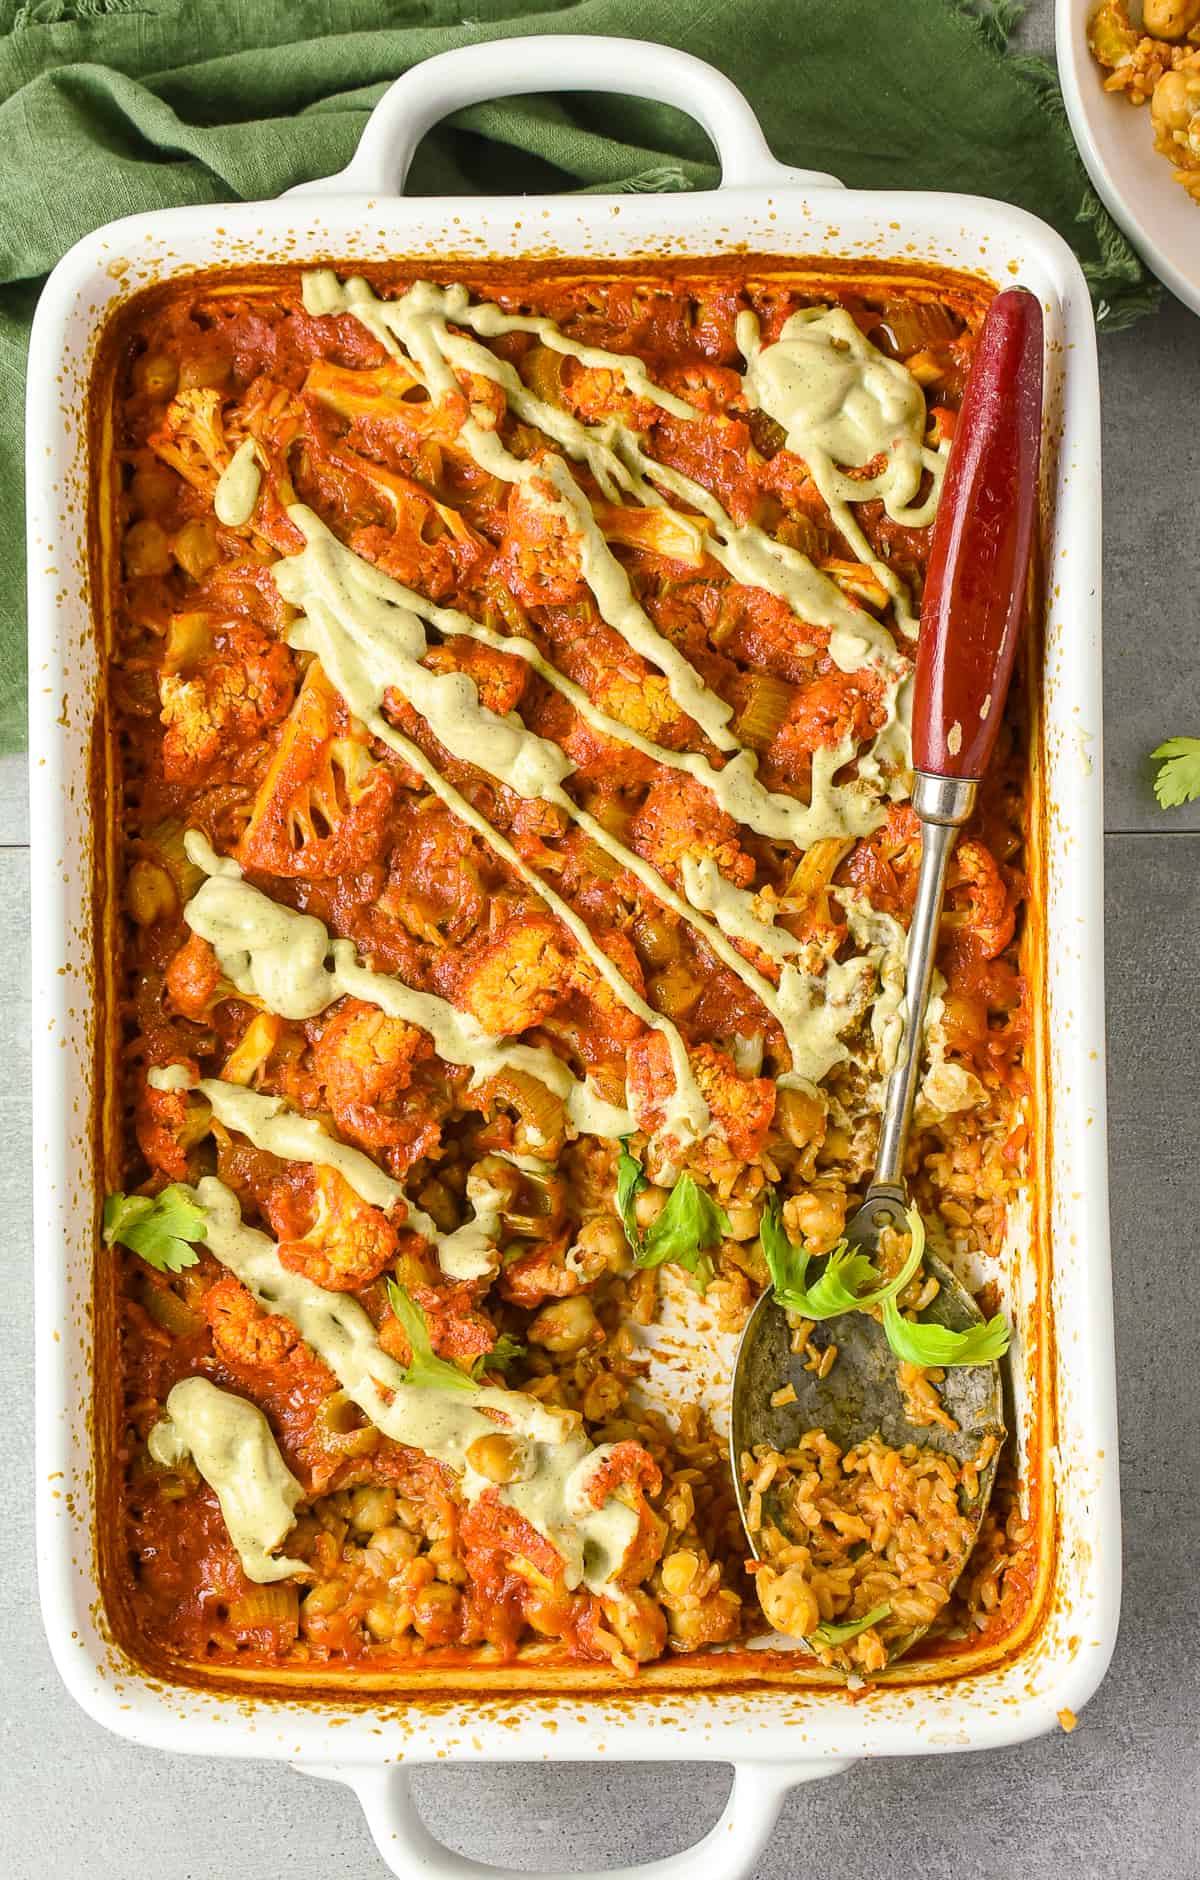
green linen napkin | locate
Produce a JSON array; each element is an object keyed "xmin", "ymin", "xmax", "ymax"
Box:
[{"xmin": 0, "ymin": 0, "xmax": 1155, "ymax": 754}]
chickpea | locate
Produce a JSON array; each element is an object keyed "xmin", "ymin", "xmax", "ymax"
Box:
[
  {"xmin": 816, "ymin": 1124, "xmax": 853, "ymax": 1166},
  {"xmin": 774, "ymin": 1085, "xmax": 827, "ymax": 1151},
  {"xmin": 412, "ymin": 1580, "xmax": 461, "ymax": 1643},
  {"xmin": 633, "ymin": 1185, "xmax": 668, "ymax": 1231},
  {"xmin": 783, "ymin": 1184, "xmax": 847, "ymax": 1254},
  {"xmin": 172, "ymin": 516, "xmax": 219, "ymax": 581},
  {"xmin": 572, "ymin": 1214, "xmax": 628, "ymax": 1273},
  {"xmin": 528, "ymin": 1295, "xmax": 600, "ymax": 1355},
  {"xmin": 648, "ymin": 959, "xmax": 704, "ymax": 1020},
  {"xmin": 757, "ymin": 1566, "xmax": 820, "ymax": 1640},
  {"xmin": 428, "ymin": 1535, "xmax": 469, "ymax": 1586},
  {"xmin": 415, "ymin": 1176, "xmax": 458, "ymax": 1232},
  {"xmin": 1152, "ymin": 69, "xmax": 1200, "ymax": 135},
  {"xmin": 300, "ymin": 1579, "xmax": 346, "ymax": 1627},
  {"xmin": 600, "ymin": 1588, "xmax": 666, "ymax": 1662},
  {"xmin": 131, "ymin": 351, "xmax": 178, "ymax": 401},
  {"xmin": 1143, "ymin": 0, "xmax": 1200, "ymax": 38},
  {"xmin": 582, "ymin": 1370, "xmax": 624, "ymax": 1421},
  {"xmin": 178, "ymin": 349, "xmax": 232, "ymax": 391},
  {"xmin": 163, "ymin": 609, "xmax": 215, "ymax": 672},
  {"xmin": 635, "ymin": 911, "xmax": 679, "ymax": 969},
  {"xmin": 125, "ymin": 857, "xmax": 176, "ymax": 926},
  {"xmin": 349, "ymin": 1485, "xmax": 396, "ymax": 1534},
  {"xmin": 660, "ymin": 1550, "xmax": 700, "ymax": 1597},
  {"xmin": 365, "ymin": 1525, "xmax": 418, "ymax": 1570},
  {"xmin": 724, "ymin": 1200, "xmax": 762, "ymax": 1242},
  {"xmin": 122, "ymin": 519, "xmax": 173, "ymax": 578},
  {"xmin": 665, "ymin": 1586, "xmax": 741, "ymax": 1648},
  {"xmin": 128, "ymin": 461, "xmax": 177, "ymax": 517},
  {"xmin": 365, "ymin": 1602, "xmax": 399, "ymax": 1642},
  {"xmin": 465, "ymin": 1431, "xmax": 527, "ymax": 1484}
]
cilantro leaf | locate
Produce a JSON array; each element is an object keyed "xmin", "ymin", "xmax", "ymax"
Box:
[
  {"xmin": 103, "ymin": 1186, "xmax": 206, "ymax": 1273},
  {"xmin": 385, "ymin": 1282, "xmax": 478, "ymax": 1392},
  {"xmin": 471, "ymin": 1332, "xmax": 526, "ymax": 1381},
  {"xmin": 761, "ymin": 1191, "xmax": 924, "ymax": 1320},
  {"xmin": 1151, "ymin": 737, "xmax": 1200, "ymax": 809},
  {"xmin": 810, "ymin": 1601, "xmax": 893, "ymax": 1648},
  {"xmin": 881, "ymin": 1298, "xmax": 1011, "ymax": 1367},
  {"xmin": 640, "ymin": 1175, "xmax": 729, "ymax": 1293},
  {"xmin": 615, "ymin": 1143, "xmax": 727, "ymax": 1293},
  {"xmin": 615, "ymin": 1139, "xmax": 648, "ymax": 1252}
]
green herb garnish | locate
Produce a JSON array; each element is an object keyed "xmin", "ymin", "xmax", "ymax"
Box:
[
  {"xmin": 1151, "ymin": 737, "xmax": 1200, "ymax": 808},
  {"xmin": 880, "ymin": 1299, "xmax": 1011, "ymax": 1368},
  {"xmin": 616, "ymin": 1139, "xmax": 647, "ymax": 1233},
  {"xmin": 761, "ymin": 1190, "xmax": 923, "ymax": 1319},
  {"xmin": 762, "ymin": 1191, "xmax": 1009, "ymax": 1368},
  {"xmin": 471, "ymin": 1332, "xmax": 526, "ymax": 1381},
  {"xmin": 385, "ymin": 1282, "xmax": 478, "ymax": 1392},
  {"xmin": 616, "ymin": 1141, "xmax": 729, "ymax": 1293},
  {"xmin": 810, "ymin": 1601, "xmax": 893, "ymax": 1648},
  {"xmin": 102, "ymin": 1186, "xmax": 207, "ymax": 1273}
]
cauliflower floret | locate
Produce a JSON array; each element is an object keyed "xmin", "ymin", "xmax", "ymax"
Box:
[
  {"xmin": 559, "ymin": 362, "xmax": 659, "ymax": 430},
  {"xmin": 657, "ymin": 362, "xmax": 744, "ymax": 415},
  {"xmin": 456, "ymin": 913, "xmax": 572, "ymax": 1036},
  {"xmin": 560, "ymin": 926, "xmax": 647, "ymax": 1046},
  {"xmin": 158, "ymin": 629, "xmax": 295, "ymax": 783},
  {"xmin": 597, "ymin": 1588, "xmax": 669, "ymax": 1665},
  {"xmin": 581, "ymin": 1440, "xmax": 662, "ymax": 1509},
  {"xmin": 264, "ymin": 1165, "xmax": 399, "ymax": 1292},
  {"xmin": 378, "ymin": 1281, "xmax": 497, "ymax": 1368},
  {"xmin": 498, "ymin": 469, "xmax": 586, "ymax": 608},
  {"xmin": 309, "ymin": 1002, "xmax": 443, "ymax": 1169},
  {"xmin": 149, "ymin": 388, "xmax": 228, "ymax": 494},
  {"xmin": 203, "ymin": 1273, "xmax": 305, "ymax": 1371},
  {"xmin": 420, "ymin": 638, "xmax": 528, "ymax": 717},
  {"xmin": 629, "ymin": 776, "xmax": 754, "ymax": 888},
  {"xmin": 945, "ymin": 837, "xmax": 1015, "ymax": 961},
  {"xmin": 500, "ymin": 1232, "xmax": 591, "ymax": 1307},
  {"xmin": 765, "ymin": 671, "xmax": 884, "ymax": 785},
  {"xmin": 627, "ymin": 1035, "xmax": 775, "ymax": 1161},
  {"xmin": 590, "ymin": 668, "xmax": 690, "ymax": 747},
  {"xmin": 691, "ymin": 1043, "xmax": 777, "ymax": 1160},
  {"xmin": 312, "ymin": 1001, "xmax": 427, "ymax": 1111},
  {"xmin": 134, "ymin": 1050, "xmax": 208, "ymax": 1180},
  {"xmin": 164, "ymin": 932, "xmax": 222, "ymax": 1020}
]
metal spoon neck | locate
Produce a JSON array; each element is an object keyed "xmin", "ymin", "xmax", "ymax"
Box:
[
  {"xmin": 911, "ymin": 771, "xmax": 979, "ymax": 827},
  {"xmin": 870, "ymin": 771, "xmax": 978, "ymax": 1192}
]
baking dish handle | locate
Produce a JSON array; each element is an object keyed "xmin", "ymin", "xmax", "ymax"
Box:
[
  {"xmin": 299, "ymin": 1758, "xmax": 852, "ymax": 1879},
  {"xmin": 288, "ymin": 36, "xmax": 842, "ymax": 199}
]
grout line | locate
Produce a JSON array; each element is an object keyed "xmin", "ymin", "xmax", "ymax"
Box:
[{"xmin": 1103, "ymin": 827, "xmax": 1200, "ymax": 839}]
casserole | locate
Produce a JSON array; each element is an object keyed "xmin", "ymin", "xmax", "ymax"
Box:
[{"xmin": 28, "ymin": 35, "xmax": 1119, "ymax": 1879}]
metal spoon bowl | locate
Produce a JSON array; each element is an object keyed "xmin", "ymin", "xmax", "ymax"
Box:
[{"xmin": 730, "ymin": 1211, "xmax": 1006, "ymax": 1664}]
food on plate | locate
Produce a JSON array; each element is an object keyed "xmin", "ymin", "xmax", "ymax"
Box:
[
  {"xmin": 102, "ymin": 259, "xmax": 1036, "ymax": 1683},
  {"xmin": 1089, "ymin": 0, "xmax": 1200, "ymax": 201}
]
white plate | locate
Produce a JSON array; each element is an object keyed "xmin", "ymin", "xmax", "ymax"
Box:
[{"xmin": 1057, "ymin": 0, "xmax": 1200, "ymax": 315}]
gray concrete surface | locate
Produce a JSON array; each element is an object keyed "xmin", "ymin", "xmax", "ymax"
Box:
[{"xmin": 3, "ymin": 6, "xmax": 1199, "ymax": 1874}]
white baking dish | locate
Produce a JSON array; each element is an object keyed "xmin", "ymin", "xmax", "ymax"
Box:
[{"xmin": 27, "ymin": 36, "xmax": 1120, "ymax": 1879}]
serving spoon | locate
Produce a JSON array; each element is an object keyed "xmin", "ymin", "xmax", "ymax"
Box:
[{"xmin": 730, "ymin": 286, "xmax": 1044, "ymax": 1661}]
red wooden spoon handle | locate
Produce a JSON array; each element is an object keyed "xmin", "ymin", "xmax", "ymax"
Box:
[{"xmin": 911, "ymin": 286, "xmax": 1044, "ymax": 781}]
